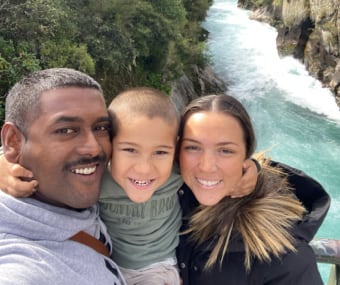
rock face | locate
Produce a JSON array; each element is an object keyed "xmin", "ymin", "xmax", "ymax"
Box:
[
  {"xmin": 238, "ymin": 0, "xmax": 340, "ymax": 107},
  {"xmin": 170, "ymin": 65, "xmax": 226, "ymax": 112}
]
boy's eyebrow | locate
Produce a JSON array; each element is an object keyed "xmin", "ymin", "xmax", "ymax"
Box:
[
  {"xmin": 117, "ymin": 142, "xmax": 175, "ymax": 149},
  {"xmin": 157, "ymin": 145, "xmax": 175, "ymax": 149}
]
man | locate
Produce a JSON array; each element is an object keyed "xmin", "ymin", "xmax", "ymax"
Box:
[{"xmin": 0, "ymin": 68, "xmax": 126, "ymax": 284}]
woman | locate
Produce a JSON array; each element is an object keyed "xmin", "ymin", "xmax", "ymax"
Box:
[{"xmin": 176, "ymin": 94, "xmax": 330, "ymax": 285}]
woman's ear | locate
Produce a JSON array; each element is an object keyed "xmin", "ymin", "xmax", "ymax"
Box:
[{"xmin": 1, "ymin": 122, "xmax": 25, "ymax": 163}]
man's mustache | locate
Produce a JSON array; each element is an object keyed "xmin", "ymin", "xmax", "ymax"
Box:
[{"xmin": 64, "ymin": 155, "xmax": 108, "ymax": 170}]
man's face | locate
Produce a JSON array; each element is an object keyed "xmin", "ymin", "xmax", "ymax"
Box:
[{"xmin": 19, "ymin": 87, "xmax": 112, "ymax": 209}]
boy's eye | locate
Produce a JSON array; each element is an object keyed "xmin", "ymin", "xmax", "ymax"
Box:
[
  {"xmin": 122, "ymin": 148, "xmax": 137, "ymax": 153},
  {"xmin": 154, "ymin": 150, "xmax": 169, "ymax": 156}
]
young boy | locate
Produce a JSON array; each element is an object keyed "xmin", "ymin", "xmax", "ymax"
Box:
[
  {"xmin": 99, "ymin": 87, "xmax": 183, "ymax": 284},
  {"xmin": 0, "ymin": 87, "xmax": 258, "ymax": 284}
]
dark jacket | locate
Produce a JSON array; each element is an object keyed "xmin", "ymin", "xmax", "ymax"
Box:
[{"xmin": 177, "ymin": 161, "xmax": 331, "ymax": 285}]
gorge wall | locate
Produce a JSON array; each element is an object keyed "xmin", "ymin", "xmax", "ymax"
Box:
[
  {"xmin": 170, "ymin": 65, "xmax": 226, "ymax": 112},
  {"xmin": 238, "ymin": 0, "xmax": 340, "ymax": 107}
]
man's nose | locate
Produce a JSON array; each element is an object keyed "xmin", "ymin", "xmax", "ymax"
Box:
[{"xmin": 77, "ymin": 131, "xmax": 101, "ymax": 156}]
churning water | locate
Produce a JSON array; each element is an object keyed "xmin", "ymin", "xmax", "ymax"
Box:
[{"xmin": 203, "ymin": 1, "xmax": 340, "ymax": 282}]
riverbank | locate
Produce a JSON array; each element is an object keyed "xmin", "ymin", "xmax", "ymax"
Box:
[
  {"xmin": 170, "ymin": 65, "xmax": 226, "ymax": 111},
  {"xmin": 237, "ymin": 0, "xmax": 340, "ymax": 108}
]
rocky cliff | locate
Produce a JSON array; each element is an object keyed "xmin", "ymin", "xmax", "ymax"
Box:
[
  {"xmin": 238, "ymin": 0, "xmax": 340, "ymax": 107},
  {"xmin": 170, "ymin": 65, "xmax": 226, "ymax": 112}
]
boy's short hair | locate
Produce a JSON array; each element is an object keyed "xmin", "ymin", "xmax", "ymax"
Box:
[{"xmin": 109, "ymin": 87, "xmax": 180, "ymax": 137}]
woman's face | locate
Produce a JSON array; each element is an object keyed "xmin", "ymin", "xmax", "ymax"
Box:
[{"xmin": 179, "ymin": 111, "xmax": 247, "ymax": 206}]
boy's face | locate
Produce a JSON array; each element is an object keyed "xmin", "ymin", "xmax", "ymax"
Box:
[{"xmin": 111, "ymin": 115, "xmax": 177, "ymax": 203}]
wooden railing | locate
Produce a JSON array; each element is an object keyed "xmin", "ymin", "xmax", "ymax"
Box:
[{"xmin": 310, "ymin": 239, "xmax": 340, "ymax": 285}]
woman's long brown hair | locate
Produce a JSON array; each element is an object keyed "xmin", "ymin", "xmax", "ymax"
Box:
[{"xmin": 179, "ymin": 95, "xmax": 305, "ymax": 271}]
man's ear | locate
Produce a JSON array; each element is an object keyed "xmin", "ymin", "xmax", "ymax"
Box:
[{"xmin": 1, "ymin": 122, "xmax": 25, "ymax": 163}]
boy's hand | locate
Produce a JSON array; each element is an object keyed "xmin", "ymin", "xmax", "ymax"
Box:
[
  {"xmin": 0, "ymin": 155, "xmax": 38, "ymax": 197},
  {"xmin": 231, "ymin": 159, "xmax": 258, "ymax": 198}
]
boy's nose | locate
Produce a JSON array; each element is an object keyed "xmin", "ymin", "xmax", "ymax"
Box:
[{"xmin": 133, "ymin": 157, "xmax": 154, "ymax": 174}]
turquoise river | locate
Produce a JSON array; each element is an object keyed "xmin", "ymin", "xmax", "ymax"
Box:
[{"xmin": 203, "ymin": 1, "xmax": 340, "ymax": 282}]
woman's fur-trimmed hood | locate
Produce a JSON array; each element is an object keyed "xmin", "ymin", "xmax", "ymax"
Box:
[{"xmin": 184, "ymin": 159, "xmax": 307, "ymax": 271}]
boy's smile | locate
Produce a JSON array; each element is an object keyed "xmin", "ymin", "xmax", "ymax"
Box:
[
  {"xmin": 111, "ymin": 115, "xmax": 177, "ymax": 203},
  {"xmin": 129, "ymin": 178, "xmax": 155, "ymax": 188}
]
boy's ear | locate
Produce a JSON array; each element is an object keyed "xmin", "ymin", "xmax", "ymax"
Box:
[{"xmin": 1, "ymin": 122, "xmax": 25, "ymax": 163}]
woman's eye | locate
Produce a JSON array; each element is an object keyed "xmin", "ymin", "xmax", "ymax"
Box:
[
  {"xmin": 183, "ymin": 145, "xmax": 200, "ymax": 151},
  {"xmin": 219, "ymin": 148, "xmax": 233, "ymax": 154}
]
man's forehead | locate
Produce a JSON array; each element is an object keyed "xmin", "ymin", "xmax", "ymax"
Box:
[
  {"xmin": 40, "ymin": 87, "xmax": 106, "ymax": 111},
  {"xmin": 35, "ymin": 87, "xmax": 109, "ymax": 125}
]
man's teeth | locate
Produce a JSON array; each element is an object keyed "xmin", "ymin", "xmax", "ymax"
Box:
[
  {"xmin": 197, "ymin": 178, "xmax": 222, "ymax": 187},
  {"xmin": 72, "ymin": 166, "xmax": 96, "ymax": 175},
  {"xmin": 132, "ymin": 179, "xmax": 152, "ymax": 186}
]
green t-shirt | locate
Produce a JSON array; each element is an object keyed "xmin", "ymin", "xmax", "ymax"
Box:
[{"xmin": 99, "ymin": 167, "xmax": 183, "ymax": 269}]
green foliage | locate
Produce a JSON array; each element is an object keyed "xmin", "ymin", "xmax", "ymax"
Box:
[
  {"xmin": 0, "ymin": 99, "xmax": 4, "ymax": 135},
  {"xmin": 0, "ymin": 38, "xmax": 41, "ymax": 93},
  {"xmin": 72, "ymin": 0, "xmax": 135, "ymax": 74},
  {"xmin": 273, "ymin": 0, "xmax": 283, "ymax": 6},
  {"xmin": 0, "ymin": 0, "xmax": 73, "ymax": 44},
  {"xmin": 251, "ymin": 0, "xmax": 273, "ymax": 8},
  {"xmin": 183, "ymin": 0, "xmax": 213, "ymax": 21},
  {"xmin": 0, "ymin": 38, "xmax": 41, "ymax": 126},
  {"xmin": 0, "ymin": 0, "xmax": 213, "ymax": 126},
  {"xmin": 40, "ymin": 41, "xmax": 95, "ymax": 74},
  {"xmin": 149, "ymin": 0, "xmax": 186, "ymax": 26}
]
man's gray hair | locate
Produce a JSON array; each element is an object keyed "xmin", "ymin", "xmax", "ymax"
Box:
[{"xmin": 5, "ymin": 68, "xmax": 103, "ymax": 137}]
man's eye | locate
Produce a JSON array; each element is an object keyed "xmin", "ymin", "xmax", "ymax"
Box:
[
  {"xmin": 95, "ymin": 125, "xmax": 110, "ymax": 132},
  {"xmin": 55, "ymin": 128, "xmax": 76, "ymax": 134}
]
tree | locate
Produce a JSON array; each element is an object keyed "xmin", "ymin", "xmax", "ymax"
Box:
[{"xmin": 0, "ymin": 0, "xmax": 214, "ymax": 127}]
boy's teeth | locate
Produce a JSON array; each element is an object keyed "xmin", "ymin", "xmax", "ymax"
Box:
[
  {"xmin": 133, "ymin": 179, "xmax": 151, "ymax": 186},
  {"xmin": 72, "ymin": 166, "xmax": 96, "ymax": 175}
]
